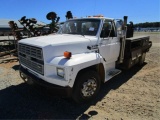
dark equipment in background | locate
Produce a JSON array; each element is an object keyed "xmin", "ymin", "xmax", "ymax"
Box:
[
  {"xmin": 3, "ymin": 16, "xmax": 48, "ymax": 57},
  {"xmin": 0, "ymin": 21, "xmax": 20, "ymax": 57},
  {"xmin": 8, "ymin": 10, "xmax": 72, "ymax": 40},
  {"xmin": 19, "ymin": 16, "xmax": 45, "ymax": 37},
  {"xmin": 8, "ymin": 21, "xmax": 23, "ymax": 40},
  {"xmin": 46, "ymin": 12, "xmax": 60, "ymax": 33},
  {"xmin": 2, "ymin": 11, "xmax": 71, "ymax": 58},
  {"xmin": 66, "ymin": 11, "xmax": 73, "ymax": 20}
]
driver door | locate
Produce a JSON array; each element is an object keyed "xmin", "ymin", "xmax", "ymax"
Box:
[{"xmin": 98, "ymin": 20, "xmax": 120, "ymax": 63}]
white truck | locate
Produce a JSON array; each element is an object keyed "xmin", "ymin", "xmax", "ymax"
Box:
[{"xmin": 19, "ymin": 16, "xmax": 152, "ymax": 103}]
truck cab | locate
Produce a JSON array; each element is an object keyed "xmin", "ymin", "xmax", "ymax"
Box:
[{"xmin": 19, "ymin": 16, "xmax": 152, "ymax": 103}]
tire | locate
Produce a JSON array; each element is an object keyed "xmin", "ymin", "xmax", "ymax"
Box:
[
  {"xmin": 138, "ymin": 53, "xmax": 146, "ymax": 66},
  {"xmin": 72, "ymin": 70, "xmax": 101, "ymax": 103},
  {"xmin": 20, "ymin": 72, "xmax": 34, "ymax": 85}
]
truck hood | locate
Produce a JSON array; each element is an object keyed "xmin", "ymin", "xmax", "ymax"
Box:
[
  {"xmin": 19, "ymin": 34, "xmax": 96, "ymax": 47},
  {"xmin": 19, "ymin": 34, "xmax": 98, "ymax": 62}
]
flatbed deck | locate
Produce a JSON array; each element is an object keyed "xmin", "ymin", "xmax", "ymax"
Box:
[{"xmin": 126, "ymin": 36, "xmax": 150, "ymax": 41}]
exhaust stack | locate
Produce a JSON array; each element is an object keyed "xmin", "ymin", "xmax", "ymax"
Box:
[
  {"xmin": 118, "ymin": 16, "xmax": 128, "ymax": 64},
  {"xmin": 123, "ymin": 16, "xmax": 128, "ymax": 26}
]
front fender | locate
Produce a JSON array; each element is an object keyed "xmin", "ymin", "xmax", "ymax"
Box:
[{"xmin": 49, "ymin": 52, "xmax": 104, "ymax": 87}]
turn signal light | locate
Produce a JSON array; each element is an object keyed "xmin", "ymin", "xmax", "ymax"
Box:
[{"xmin": 64, "ymin": 51, "xmax": 72, "ymax": 59}]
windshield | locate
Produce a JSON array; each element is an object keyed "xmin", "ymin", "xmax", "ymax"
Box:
[{"xmin": 58, "ymin": 19, "xmax": 100, "ymax": 36}]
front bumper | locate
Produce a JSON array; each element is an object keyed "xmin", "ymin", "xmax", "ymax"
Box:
[{"xmin": 19, "ymin": 65, "xmax": 72, "ymax": 97}]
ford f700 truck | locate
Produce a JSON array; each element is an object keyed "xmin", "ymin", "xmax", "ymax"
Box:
[{"xmin": 19, "ymin": 16, "xmax": 152, "ymax": 103}]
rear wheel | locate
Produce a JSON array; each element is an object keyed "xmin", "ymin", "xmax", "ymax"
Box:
[{"xmin": 72, "ymin": 71, "xmax": 101, "ymax": 103}]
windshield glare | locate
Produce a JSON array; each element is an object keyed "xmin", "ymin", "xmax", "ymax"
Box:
[{"xmin": 58, "ymin": 19, "xmax": 100, "ymax": 36}]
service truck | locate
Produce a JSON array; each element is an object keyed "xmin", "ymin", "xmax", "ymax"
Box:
[{"xmin": 19, "ymin": 16, "xmax": 152, "ymax": 103}]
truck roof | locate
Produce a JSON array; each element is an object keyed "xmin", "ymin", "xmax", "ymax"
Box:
[{"xmin": 67, "ymin": 17, "xmax": 114, "ymax": 21}]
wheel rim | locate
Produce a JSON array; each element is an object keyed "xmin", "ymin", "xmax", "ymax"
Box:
[{"xmin": 81, "ymin": 77, "xmax": 97, "ymax": 97}]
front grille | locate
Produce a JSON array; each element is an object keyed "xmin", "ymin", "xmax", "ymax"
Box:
[
  {"xmin": 19, "ymin": 43, "xmax": 43, "ymax": 60},
  {"xmin": 19, "ymin": 56, "xmax": 44, "ymax": 74},
  {"xmin": 18, "ymin": 43, "xmax": 44, "ymax": 75}
]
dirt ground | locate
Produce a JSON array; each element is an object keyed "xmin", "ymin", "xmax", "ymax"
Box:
[{"xmin": 0, "ymin": 32, "xmax": 159, "ymax": 119}]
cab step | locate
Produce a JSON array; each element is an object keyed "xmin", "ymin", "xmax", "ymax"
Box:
[{"xmin": 105, "ymin": 69, "xmax": 121, "ymax": 82}]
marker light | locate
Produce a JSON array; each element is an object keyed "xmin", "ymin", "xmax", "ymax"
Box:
[
  {"xmin": 93, "ymin": 15, "xmax": 104, "ymax": 17},
  {"xmin": 64, "ymin": 51, "xmax": 72, "ymax": 59}
]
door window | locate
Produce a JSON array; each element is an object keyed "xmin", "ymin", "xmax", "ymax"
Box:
[{"xmin": 100, "ymin": 20, "xmax": 116, "ymax": 38}]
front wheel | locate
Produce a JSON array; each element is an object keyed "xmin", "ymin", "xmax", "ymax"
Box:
[{"xmin": 72, "ymin": 71, "xmax": 101, "ymax": 103}]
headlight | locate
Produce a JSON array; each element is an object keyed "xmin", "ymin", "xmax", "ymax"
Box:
[{"xmin": 57, "ymin": 68, "xmax": 65, "ymax": 78}]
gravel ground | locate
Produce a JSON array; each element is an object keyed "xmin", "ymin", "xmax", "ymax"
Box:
[{"xmin": 0, "ymin": 32, "xmax": 159, "ymax": 119}]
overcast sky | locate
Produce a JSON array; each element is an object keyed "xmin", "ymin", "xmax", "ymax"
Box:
[{"xmin": 0, "ymin": 0, "xmax": 159, "ymax": 23}]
